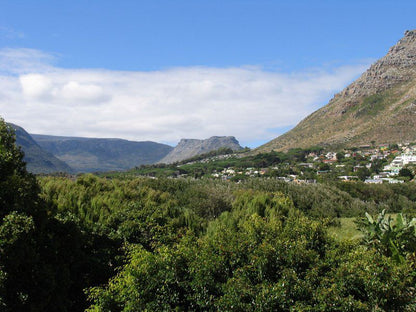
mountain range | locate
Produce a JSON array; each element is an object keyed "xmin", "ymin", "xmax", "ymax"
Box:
[
  {"xmin": 10, "ymin": 127, "xmax": 243, "ymax": 173},
  {"xmin": 258, "ymin": 29, "xmax": 416, "ymax": 152},
  {"xmin": 31, "ymin": 134, "xmax": 173, "ymax": 173}
]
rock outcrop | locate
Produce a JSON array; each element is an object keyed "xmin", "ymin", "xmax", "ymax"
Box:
[{"xmin": 159, "ymin": 136, "xmax": 243, "ymax": 164}]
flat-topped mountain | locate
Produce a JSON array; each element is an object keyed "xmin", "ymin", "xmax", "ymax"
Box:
[
  {"xmin": 159, "ymin": 136, "xmax": 243, "ymax": 164},
  {"xmin": 32, "ymin": 134, "xmax": 173, "ymax": 172},
  {"xmin": 258, "ymin": 30, "xmax": 416, "ymax": 152},
  {"xmin": 9, "ymin": 124, "xmax": 73, "ymax": 174}
]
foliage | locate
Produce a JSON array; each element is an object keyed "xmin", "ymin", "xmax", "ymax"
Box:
[
  {"xmin": 241, "ymin": 179, "xmax": 374, "ymax": 218},
  {"xmin": 0, "ymin": 120, "xmax": 41, "ymax": 219},
  {"xmin": 356, "ymin": 167, "xmax": 370, "ymax": 181},
  {"xmin": 0, "ymin": 118, "xmax": 118, "ymax": 311},
  {"xmin": 399, "ymin": 167, "xmax": 414, "ymax": 179},
  {"xmin": 358, "ymin": 210, "xmax": 416, "ymax": 264},
  {"xmin": 87, "ymin": 192, "xmax": 415, "ymax": 311},
  {"xmin": 335, "ymin": 182, "xmax": 416, "ymax": 215}
]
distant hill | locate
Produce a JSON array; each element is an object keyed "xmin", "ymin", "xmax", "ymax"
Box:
[
  {"xmin": 159, "ymin": 136, "xmax": 243, "ymax": 164},
  {"xmin": 9, "ymin": 124, "xmax": 73, "ymax": 174},
  {"xmin": 258, "ymin": 30, "xmax": 416, "ymax": 152},
  {"xmin": 32, "ymin": 134, "xmax": 173, "ymax": 172}
]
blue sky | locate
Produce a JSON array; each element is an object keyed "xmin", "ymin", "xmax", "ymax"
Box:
[{"xmin": 0, "ymin": 1, "xmax": 415, "ymax": 147}]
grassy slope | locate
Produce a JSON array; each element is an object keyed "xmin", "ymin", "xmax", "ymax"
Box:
[
  {"xmin": 258, "ymin": 80, "xmax": 416, "ymax": 152},
  {"xmin": 328, "ymin": 218, "xmax": 363, "ymax": 241}
]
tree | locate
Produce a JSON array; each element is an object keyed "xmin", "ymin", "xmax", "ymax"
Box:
[
  {"xmin": 0, "ymin": 118, "xmax": 112, "ymax": 311},
  {"xmin": 0, "ymin": 119, "xmax": 40, "ymax": 219},
  {"xmin": 399, "ymin": 167, "xmax": 414, "ymax": 180},
  {"xmin": 356, "ymin": 167, "xmax": 370, "ymax": 181},
  {"xmin": 0, "ymin": 118, "xmax": 43, "ymax": 310},
  {"xmin": 87, "ymin": 192, "xmax": 416, "ymax": 311},
  {"xmin": 336, "ymin": 152, "xmax": 345, "ymax": 162}
]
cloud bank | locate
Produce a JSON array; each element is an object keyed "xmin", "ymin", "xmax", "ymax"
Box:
[{"xmin": 0, "ymin": 48, "xmax": 370, "ymax": 147}]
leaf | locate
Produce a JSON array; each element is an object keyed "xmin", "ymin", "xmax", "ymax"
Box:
[
  {"xmin": 389, "ymin": 238, "xmax": 405, "ymax": 264},
  {"xmin": 395, "ymin": 213, "xmax": 405, "ymax": 231},
  {"xmin": 365, "ymin": 212, "xmax": 374, "ymax": 225}
]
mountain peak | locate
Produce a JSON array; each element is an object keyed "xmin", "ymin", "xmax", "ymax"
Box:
[
  {"xmin": 333, "ymin": 29, "xmax": 416, "ymax": 104},
  {"xmin": 258, "ymin": 30, "xmax": 416, "ymax": 152}
]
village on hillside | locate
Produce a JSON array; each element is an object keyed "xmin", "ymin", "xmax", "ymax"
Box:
[
  {"xmin": 200, "ymin": 143, "xmax": 416, "ymax": 183},
  {"xmin": 130, "ymin": 142, "xmax": 416, "ymax": 183}
]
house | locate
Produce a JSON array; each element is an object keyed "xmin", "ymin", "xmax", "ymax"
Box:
[
  {"xmin": 374, "ymin": 173, "xmax": 389, "ymax": 179},
  {"xmin": 338, "ymin": 175, "xmax": 359, "ymax": 181},
  {"xmin": 325, "ymin": 152, "xmax": 337, "ymax": 160},
  {"xmin": 385, "ymin": 153, "xmax": 416, "ymax": 174},
  {"xmin": 365, "ymin": 179, "xmax": 383, "ymax": 184},
  {"xmin": 381, "ymin": 178, "xmax": 404, "ymax": 184}
]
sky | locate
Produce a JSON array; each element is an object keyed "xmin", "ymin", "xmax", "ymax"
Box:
[{"xmin": 0, "ymin": 0, "xmax": 415, "ymax": 148}]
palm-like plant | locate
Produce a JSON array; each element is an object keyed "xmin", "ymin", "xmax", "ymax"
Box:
[{"xmin": 358, "ymin": 209, "xmax": 416, "ymax": 264}]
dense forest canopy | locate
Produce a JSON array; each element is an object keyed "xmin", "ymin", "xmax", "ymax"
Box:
[{"xmin": 1, "ymin": 118, "xmax": 415, "ymax": 311}]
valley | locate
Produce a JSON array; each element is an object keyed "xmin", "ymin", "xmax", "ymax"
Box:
[{"xmin": 1, "ymin": 26, "xmax": 416, "ymax": 312}]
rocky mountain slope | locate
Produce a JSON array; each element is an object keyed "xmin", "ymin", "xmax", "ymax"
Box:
[
  {"xmin": 258, "ymin": 30, "xmax": 416, "ymax": 152},
  {"xmin": 9, "ymin": 124, "xmax": 73, "ymax": 174},
  {"xmin": 32, "ymin": 134, "xmax": 173, "ymax": 172},
  {"xmin": 159, "ymin": 136, "xmax": 243, "ymax": 164}
]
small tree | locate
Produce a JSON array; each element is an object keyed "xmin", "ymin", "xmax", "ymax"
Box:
[
  {"xmin": 399, "ymin": 167, "xmax": 414, "ymax": 180},
  {"xmin": 336, "ymin": 152, "xmax": 345, "ymax": 162},
  {"xmin": 356, "ymin": 167, "xmax": 370, "ymax": 181}
]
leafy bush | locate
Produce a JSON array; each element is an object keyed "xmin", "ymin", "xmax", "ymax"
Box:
[
  {"xmin": 87, "ymin": 192, "xmax": 415, "ymax": 311},
  {"xmin": 358, "ymin": 210, "xmax": 416, "ymax": 264}
]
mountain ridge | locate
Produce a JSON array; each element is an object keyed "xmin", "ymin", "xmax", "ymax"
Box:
[
  {"xmin": 258, "ymin": 30, "xmax": 416, "ymax": 152},
  {"xmin": 32, "ymin": 134, "xmax": 174, "ymax": 172},
  {"xmin": 9, "ymin": 124, "xmax": 74, "ymax": 174}
]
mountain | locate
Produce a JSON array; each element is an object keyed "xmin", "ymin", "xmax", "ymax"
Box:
[
  {"xmin": 32, "ymin": 134, "xmax": 173, "ymax": 172},
  {"xmin": 9, "ymin": 124, "xmax": 73, "ymax": 174},
  {"xmin": 159, "ymin": 136, "xmax": 243, "ymax": 164},
  {"xmin": 258, "ymin": 30, "xmax": 416, "ymax": 152}
]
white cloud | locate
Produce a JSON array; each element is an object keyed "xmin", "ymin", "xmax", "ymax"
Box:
[
  {"xmin": 20, "ymin": 74, "xmax": 52, "ymax": 99},
  {"xmin": 61, "ymin": 81, "xmax": 110, "ymax": 103},
  {"xmin": 0, "ymin": 48, "xmax": 370, "ymax": 147}
]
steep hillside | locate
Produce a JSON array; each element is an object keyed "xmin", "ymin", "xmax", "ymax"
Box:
[
  {"xmin": 259, "ymin": 30, "xmax": 416, "ymax": 152},
  {"xmin": 159, "ymin": 136, "xmax": 243, "ymax": 164},
  {"xmin": 9, "ymin": 124, "xmax": 73, "ymax": 174},
  {"xmin": 32, "ymin": 134, "xmax": 173, "ymax": 172}
]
